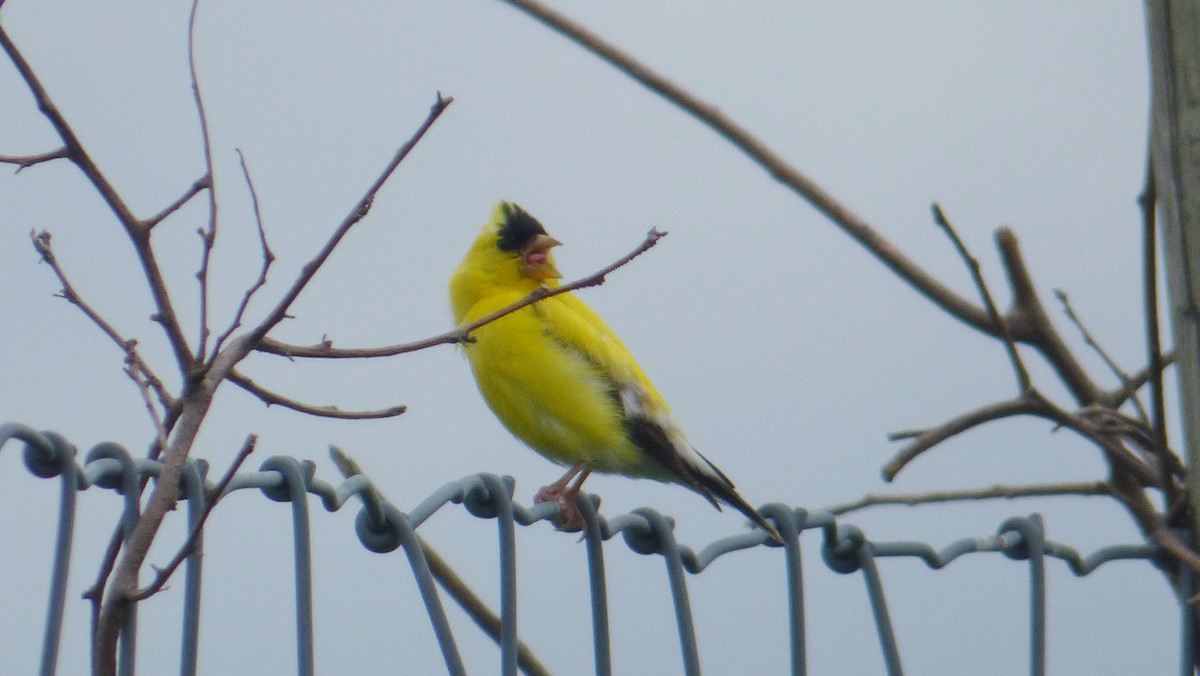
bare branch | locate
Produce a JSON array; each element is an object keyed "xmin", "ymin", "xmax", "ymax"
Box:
[
  {"xmin": 94, "ymin": 86, "xmax": 450, "ymax": 676},
  {"xmin": 258, "ymin": 227, "xmax": 666, "ymax": 359},
  {"xmin": 933, "ymin": 204, "xmax": 1032, "ymax": 391},
  {"xmin": 1078, "ymin": 404, "xmax": 1186, "ymax": 483},
  {"xmin": 1098, "ymin": 350, "xmax": 1176, "ymax": 409},
  {"xmin": 131, "ymin": 435, "xmax": 257, "ymax": 602},
  {"xmin": 30, "ymin": 230, "xmax": 176, "ymax": 413},
  {"xmin": 143, "ymin": 175, "xmax": 211, "ymax": 230},
  {"xmin": 0, "ymin": 147, "xmax": 68, "ymax": 171},
  {"xmin": 241, "ymin": 93, "xmax": 453, "ymax": 349},
  {"xmin": 1, "ymin": 23, "xmax": 195, "ymax": 373},
  {"xmin": 1040, "ymin": 403, "xmax": 1163, "ymax": 489},
  {"xmin": 883, "ymin": 396, "xmax": 1041, "ymax": 481},
  {"xmin": 994, "ymin": 228, "xmax": 1101, "ymax": 404},
  {"xmin": 822, "ymin": 481, "xmax": 1113, "ymax": 516},
  {"xmin": 1056, "ymin": 288, "xmax": 1150, "ymax": 421},
  {"xmin": 125, "ymin": 364, "xmax": 169, "ymax": 452},
  {"xmin": 885, "ymin": 387, "xmax": 1162, "ymax": 490},
  {"xmin": 500, "ymin": 0, "xmax": 994, "ymax": 335},
  {"xmin": 1079, "ymin": 405, "xmax": 1156, "ymax": 439},
  {"xmin": 189, "ymin": 0, "xmax": 218, "ymax": 361},
  {"xmin": 210, "ymin": 150, "xmax": 274, "ymax": 359},
  {"xmin": 228, "ymin": 370, "xmax": 406, "ymax": 419},
  {"xmin": 0, "ymin": 26, "xmax": 134, "ymax": 221}
]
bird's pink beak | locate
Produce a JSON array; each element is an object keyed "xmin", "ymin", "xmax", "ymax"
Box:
[{"xmin": 522, "ymin": 234, "xmax": 562, "ymax": 281}]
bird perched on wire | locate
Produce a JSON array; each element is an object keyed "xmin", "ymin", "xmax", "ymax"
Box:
[{"xmin": 449, "ymin": 201, "xmax": 781, "ymax": 543}]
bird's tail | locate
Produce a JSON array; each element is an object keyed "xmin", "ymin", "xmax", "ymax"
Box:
[
  {"xmin": 624, "ymin": 416, "xmax": 783, "ymax": 543},
  {"xmin": 690, "ymin": 452, "xmax": 784, "ymax": 544}
]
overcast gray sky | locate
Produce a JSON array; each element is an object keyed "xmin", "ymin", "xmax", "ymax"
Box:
[{"xmin": 0, "ymin": 2, "xmax": 1174, "ymax": 674}]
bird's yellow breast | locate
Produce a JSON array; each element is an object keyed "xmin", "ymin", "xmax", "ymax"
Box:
[{"xmin": 459, "ymin": 291, "xmax": 640, "ymax": 469}]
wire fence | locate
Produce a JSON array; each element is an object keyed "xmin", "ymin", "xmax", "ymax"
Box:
[{"xmin": 2, "ymin": 421, "xmax": 1194, "ymax": 676}]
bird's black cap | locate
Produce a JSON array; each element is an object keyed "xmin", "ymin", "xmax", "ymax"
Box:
[{"xmin": 496, "ymin": 202, "xmax": 549, "ymax": 253}]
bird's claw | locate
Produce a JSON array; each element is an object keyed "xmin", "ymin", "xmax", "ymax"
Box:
[{"xmin": 535, "ymin": 484, "xmax": 585, "ymax": 532}]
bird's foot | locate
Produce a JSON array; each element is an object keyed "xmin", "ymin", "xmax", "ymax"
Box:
[
  {"xmin": 533, "ymin": 482, "xmax": 564, "ymax": 504},
  {"xmin": 535, "ymin": 483, "xmax": 586, "ymax": 532}
]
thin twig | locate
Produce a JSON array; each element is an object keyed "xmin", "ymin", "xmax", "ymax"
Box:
[
  {"xmin": 932, "ymin": 204, "xmax": 1032, "ymax": 392},
  {"xmin": 1079, "ymin": 405, "xmax": 1156, "ymax": 439},
  {"xmin": 240, "ymin": 93, "xmax": 453, "ymax": 351},
  {"xmin": 143, "ymin": 175, "xmax": 211, "ymax": 230},
  {"xmin": 125, "ymin": 364, "xmax": 169, "ymax": 452},
  {"xmin": 93, "ymin": 94, "xmax": 451, "ymax": 676},
  {"xmin": 189, "ymin": 0, "xmax": 218, "ymax": 361},
  {"xmin": 257, "ymin": 227, "xmax": 666, "ymax": 359},
  {"xmin": 76, "ymin": 74, "xmax": 450, "ymax": 676},
  {"xmin": 210, "ymin": 150, "xmax": 274, "ymax": 359},
  {"xmin": 1, "ymin": 22, "xmax": 195, "ymax": 373},
  {"xmin": 1078, "ymin": 404, "xmax": 1186, "ymax": 484},
  {"xmin": 0, "ymin": 147, "xmax": 69, "ymax": 171},
  {"xmin": 1055, "ymin": 288, "xmax": 1150, "ymax": 421},
  {"xmin": 994, "ymin": 228, "xmax": 1101, "ymax": 403},
  {"xmin": 1098, "ymin": 350, "xmax": 1176, "ymax": 409},
  {"xmin": 822, "ymin": 481, "xmax": 1113, "ymax": 516},
  {"xmin": 228, "ymin": 370, "xmax": 406, "ymax": 419},
  {"xmin": 1040, "ymin": 403, "xmax": 1161, "ymax": 488},
  {"xmin": 884, "ymin": 388, "xmax": 1161, "ymax": 489},
  {"xmin": 500, "ymin": 0, "xmax": 998, "ymax": 335},
  {"xmin": 883, "ymin": 396, "xmax": 1042, "ymax": 480},
  {"xmin": 130, "ymin": 435, "xmax": 257, "ymax": 601},
  {"xmin": 30, "ymin": 230, "xmax": 175, "ymax": 411}
]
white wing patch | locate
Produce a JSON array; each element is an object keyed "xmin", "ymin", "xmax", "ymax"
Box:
[
  {"xmin": 617, "ymin": 380, "xmax": 650, "ymax": 418},
  {"xmin": 617, "ymin": 379, "xmax": 731, "ymax": 489}
]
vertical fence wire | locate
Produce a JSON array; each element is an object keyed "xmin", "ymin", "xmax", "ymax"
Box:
[
  {"xmin": 14, "ymin": 429, "xmax": 79, "ymax": 676},
  {"xmin": 259, "ymin": 457, "xmax": 316, "ymax": 676},
  {"xmin": 84, "ymin": 442, "xmax": 143, "ymax": 676},
  {"xmin": 387, "ymin": 503, "xmax": 468, "ymax": 676},
  {"xmin": 762, "ymin": 503, "xmax": 807, "ymax": 676},
  {"xmin": 628, "ymin": 507, "xmax": 702, "ymax": 676},
  {"xmin": 999, "ymin": 515, "xmax": 1047, "ymax": 676},
  {"xmin": 1, "ymin": 427, "xmax": 1187, "ymax": 676},
  {"xmin": 578, "ymin": 494, "xmax": 613, "ymax": 676},
  {"xmin": 479, "ymin": 473, "xmax": 519, "ymax": 676},
  {"xmin": 858, "ymin": 543, "xmax": 904, "ymax": 676},
  {"xmin": 179, "ymin": 460, "xmax": 207, "ymax": 676}
]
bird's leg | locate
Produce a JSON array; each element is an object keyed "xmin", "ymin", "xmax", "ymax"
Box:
[
  {"xmin": 535, "ymin": 461, "xmax": 587, "ymax": 503},
  {"xmin": 535, "ymin": 462, "xmax": 591, "ymax": 532}
]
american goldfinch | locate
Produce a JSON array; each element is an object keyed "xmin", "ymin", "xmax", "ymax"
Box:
[{"xmin": 450, "ymin": 201, "xmax": 781, "ymax": 542}]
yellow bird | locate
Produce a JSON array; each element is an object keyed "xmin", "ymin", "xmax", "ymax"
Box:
[{"xmin": 450, "ymin": 201, "xmax": 781, "ymax": 543}]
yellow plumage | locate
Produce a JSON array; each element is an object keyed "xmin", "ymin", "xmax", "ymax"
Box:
[{"xmin": 450, "ymin": 201, "xmax": 780, "ymax": 541}]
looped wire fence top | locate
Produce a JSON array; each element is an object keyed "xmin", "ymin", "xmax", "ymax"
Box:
[{"xmin": 1, "ymin": 422, "xmax": 1190, "ymax": 676}]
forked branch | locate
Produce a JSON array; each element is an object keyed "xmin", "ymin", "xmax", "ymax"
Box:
[
  {"xmin": 130, "ymin": 435, "xmax": 257, "ymax": 602},
  {"xmin": 210, "ymin": 150, "xmax": 274, "ymax": 359},
  {"xmin": 92, "ymin": 93, "xmax": 454, "ymax": 676},
  {"xmin": 0, "ymin": 22, "xmax": 196, "ymax": 373}
]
